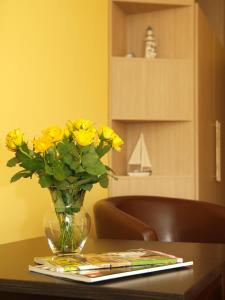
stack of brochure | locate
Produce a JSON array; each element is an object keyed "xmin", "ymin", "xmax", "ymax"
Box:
[{"xmin": 29, "ymin": 248, "xmax": 193, "ymax": 283}]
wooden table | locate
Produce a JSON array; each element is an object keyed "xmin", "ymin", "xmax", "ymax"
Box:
[{"xmin": 0, "ymin": 237, "xmax": 225, "ymax": 300}]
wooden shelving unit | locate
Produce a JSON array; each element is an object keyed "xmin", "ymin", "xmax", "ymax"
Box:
[{"xmin": 109, "ymin": 0, "xmax": 225, "ymax": 204}]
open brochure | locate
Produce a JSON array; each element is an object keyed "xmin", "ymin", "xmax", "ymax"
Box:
[
  {"xmin": 33, "ymin": 248, "xmax": 184, "ymax": 272},
  {"xmin": 29, "ymin": 248, "xmax": 193, "ymax": 283}
]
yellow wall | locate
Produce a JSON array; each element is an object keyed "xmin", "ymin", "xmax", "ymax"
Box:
[{"xmin": 0, "ymin": 0, "xmax": 108, "ymax": 243}]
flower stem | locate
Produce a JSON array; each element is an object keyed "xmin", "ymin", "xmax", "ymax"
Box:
[
  {"xmin": 19, "ymin": 146, "xmax": 33, "ymax": 159},
  {"xmin": 57, "ymin": 213, "xmax": 76, "ymax": 253}
]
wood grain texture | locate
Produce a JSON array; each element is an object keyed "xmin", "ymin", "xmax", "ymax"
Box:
[
  {"xmin": 112, "ymin": 2, "xmax": 126, "ymax": 56},
  {"xmin": 110, "ymin": 121, "xmax": 195, "ymax": 198},
  {"xmin": 125, "ymin": 122, "xmax": 195, "ymax": 176},
  {"xmin": 109, "ymin": 0, "xmax": 196, "ymax": 199},
  {"xmin": 0, "ymin": 237, "xmax": 224, "ymax": 300},
  {"xmin": 113, "ymin": 0, "xmax": 194, "ymax": 13},
  {"xmin": 110, "ymin": 175, "xmax": 195, "ymax": 199},
  {"xmin": 111, "ymin": 58, "xmax": 193, "ymax": 120},
  {"xmin": 109, "ymin": 1, "xmax": 225, "ymax": 202},
  {"xmin": 213, "ymin": 31, "xmax": 225, "ymax": 206},
  {"xmin": 196, "ymin": 6, "xmax": 217, "ymax": 203},
  {"xmin": 198, "ymin": 0, "xmax": 225, "ymax": 46},
  {"xmin": 126, "ymin": 6, "xmax": 193, "ymax": 59}
]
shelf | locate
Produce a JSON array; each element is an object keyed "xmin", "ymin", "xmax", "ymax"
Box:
[
  {"xmin": 109, "ymin": 0, "xmax": 196, "ymax": 199},
  {"xmin": 110, "ymin": 175, "xmax": 195, "ymax": 199},
  {"xmin": 109, "ymin": 1, "xmax": 225, "ymax": 202},
  {"xmin": 116, "ymin": 175, "xmax": 193, "ymax": 179},
  {"xmin": 113, "ymin": 0, "xmax": 193, "ymax": 15},
  {"xmin": 111, "ymin": 56, "xmax": 192, "ymax": 61},
  {"xmin": 111, "ymin": 119, "xmax": 192, "ymax": 122}
]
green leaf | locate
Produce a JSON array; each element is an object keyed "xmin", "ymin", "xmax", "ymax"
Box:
[
  {"xmin": 20, "ymin": 158, "xmax": 43, "ymax": 171},
  {"xmin": 96, "ymin": 143, "xmax": 112, "ymax": 158},
  {"xmin": 63, "ymin": 155, "xmax": 81, "ymax": 171},
  {"xmin": 81, "ymin": 144, "xmax": 93, "ymax": 154},
  {"xmin": 79, "ymin": 183, "xmax": 93, "ymax": 191},
  {"xmin": 75, "ymin": 165, "xmax": 85, "ymax": 173},
  {"xmin": 10, "ymin": 170, "xmax": 32, "ymax": 183},
  {"xmin": 77, "ymin": 175, "xmax": 98, "ymax": 186},
  {"xmin": 52, "ymin": 161, "xmax": 68, "ymax": 181},
  {"xmin": 39, "ymin": 175, "xmax": 53, "ymax": 188},
  {"xmin": 7, "ymin": 157, "xmax": 19, "ymax": 167},
  {"xmin": 67, "ymin": 176, "xmax": 78, "ymax": 183},
  {"xmin": 45, "ymin": 148, "xmax": 56, "ymax": 164},
  {"xmin": 61, "ymin": 190, "xmax": 74, "ymax": 206},
  {"xmin": 44, "ymin": 163, "xmax": 54, "ymax": 175},
  {"xmin": 20, "ymin": 143, "xmax": 30, "ymax": 153},
  {"xmin": 54, "ymin": 191, "xmax": 66, "ymax": 213},
  {"xmin": 81, "ymin": 152, "xmax": 106, "ymax": 176},
  {"xmin": 62, "ymin": 153, "xmax": 73, "ymax": 165},
  {"xmin": 70, "ymin": 199, "xmax": 84, "ymax": 213},
  {"xmin": 99, "ymin": 174, "xmax": 109, "ymax": 188},
  {"xmin": 16, "ymin": 150, "xmax": 28, "ymax": 163},
  {"xmin": 53, "ymin": 180, "xmax": 72, "ymax": 190},
  {"xmin": 86, "ymin": 160, "xmax": 106, "ymax": 176},
  {"xmin": 57, "ymin": 140, "xmax": 80, "ymax": 160}
]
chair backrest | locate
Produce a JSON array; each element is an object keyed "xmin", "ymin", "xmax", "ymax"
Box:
[{"xmin": 95, "ymin": 196, "xmax": 225, "ymax": 243}]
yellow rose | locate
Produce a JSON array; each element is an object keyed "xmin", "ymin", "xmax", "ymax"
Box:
[
  {"xmin": 6, "ymin": 129, "xmax": 24, "ymax": 151},
  {"xmin": 99, "ymin": 126, "xmax": 114, "ymax": 140},
  {"xmin": 42, "ymin": 126, "xmax": 64, "ymax": 143},
  {"xmin": 73, "ymin": 119, "xmax": 93, "ymax": 130},
  {"xmin": 63, "ymin": 127, "xmax": 71, "ymax": 138},
  {"xmin": 66, "ymin": 120, "xmax": 74, "ymax": 133},
  {"xmin": 112, "ymin": 134, "xmax": 124, "ymax": 151},
  {"xmin": 33, "ymin": 135, "xmax": 53, "ymax": 153},
  {"xmin": 73, "ymin": 129, "xmax": 96, "ymax": 146}
]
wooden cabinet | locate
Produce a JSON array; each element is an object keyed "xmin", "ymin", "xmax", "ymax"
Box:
[
  {"xmin": 109, "ymin": 0, "xmax": 225, "ymax": 204},
  {"xmin": 197, "ymin": 6, "xmax": 225, "ymax": 205}
]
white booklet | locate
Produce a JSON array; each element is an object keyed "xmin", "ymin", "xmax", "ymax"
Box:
[{"xmin": 29, "ymin": 261, "xmax": 193, "ymax": 283}]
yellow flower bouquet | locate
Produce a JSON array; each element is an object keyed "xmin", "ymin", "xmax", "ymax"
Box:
[{"xmin": 6, "ymin": 119, "xmax": 123, "ymax": 253}]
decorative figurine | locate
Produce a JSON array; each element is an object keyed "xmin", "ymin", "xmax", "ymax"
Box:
[
  {"xmin": 128, "ymin": 133, "xmax": 152, "ymax": 176},
  {"xmin": 144, "ymin": 26, "xmax": 157, "ymax": 58},
  {"xmin": 125, "ymin": 52, "xmax": 136, "ymax": 58}
]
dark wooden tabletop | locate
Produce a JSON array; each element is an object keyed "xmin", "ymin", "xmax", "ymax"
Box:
[{"xmin": 0, "ymin": 237, "xmax": 225, "ymax": 300}]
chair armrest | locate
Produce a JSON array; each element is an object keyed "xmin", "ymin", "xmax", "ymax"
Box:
[{"xmin": 94, "ymin": 200, "xmax": 158, "ymax": 241}]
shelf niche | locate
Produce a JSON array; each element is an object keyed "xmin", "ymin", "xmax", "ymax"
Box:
[
  {"xmin": 110, "ymin": 120, "xmax": 195, "ymax": 199},
  {"xmin": 111, "ymin": 120, "xmax": 195, "ymax": 177},
  {"xmin": 111, "ymin": 1, "xmax": 193, "ymax": 59}
]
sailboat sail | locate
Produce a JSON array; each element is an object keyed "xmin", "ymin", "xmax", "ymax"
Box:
[
  {"xmin": 128, "ymin": 133, "xmax": 152, "ymax": 175},
  {"xmin": 140, "ymin": 134, "xmax": 152, "ymax": 171},
  {"xmin": 129, "ymin": 135, "xmax": 142, "ymax": 165}
]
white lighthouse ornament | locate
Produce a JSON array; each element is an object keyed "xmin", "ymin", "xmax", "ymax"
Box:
[{"xmin": 144, "ymin": 26, "xmax": 157, "ymax": 58}]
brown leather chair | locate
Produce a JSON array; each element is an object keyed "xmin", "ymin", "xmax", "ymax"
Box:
[{"xmin": 94, "ymin": 195, "xmax": 225, "ymax": 243}]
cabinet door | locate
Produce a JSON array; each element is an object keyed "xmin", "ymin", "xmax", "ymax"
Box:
[
  {"xmin": 197, "ymin": 6, "xmax": 217, "ymax": 202},
  {"xmin": 214, "ymin": 35, "xmax": 225, "ymax": 205}
]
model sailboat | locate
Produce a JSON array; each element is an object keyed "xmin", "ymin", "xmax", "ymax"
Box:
[{"xmin": 128, "ymin": 133, "xmax": 152, "ymax": 176}]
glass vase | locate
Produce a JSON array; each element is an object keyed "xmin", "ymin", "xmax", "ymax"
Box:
[{"xmin": 44, "ymin": 188, "xmax": 91, "ymax": 254}]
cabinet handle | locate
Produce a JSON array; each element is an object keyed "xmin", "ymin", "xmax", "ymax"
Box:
[{"xmin": 216, "ymin": 120, "xmax": 221, "ymax": 182}]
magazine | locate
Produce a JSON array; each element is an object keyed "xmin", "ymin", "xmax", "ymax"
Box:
[
  {"xmin": 29, "ymin": 261, "xmax": 193, "ymax": 283},
  {"xmin": 33, "ymin": 248, "xmax": 184, "ymax": 272}
]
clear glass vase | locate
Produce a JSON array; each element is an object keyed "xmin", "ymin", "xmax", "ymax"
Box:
[{"xmin": 44, "ymin": 188, "xmax": 91, "ymax": 254}]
